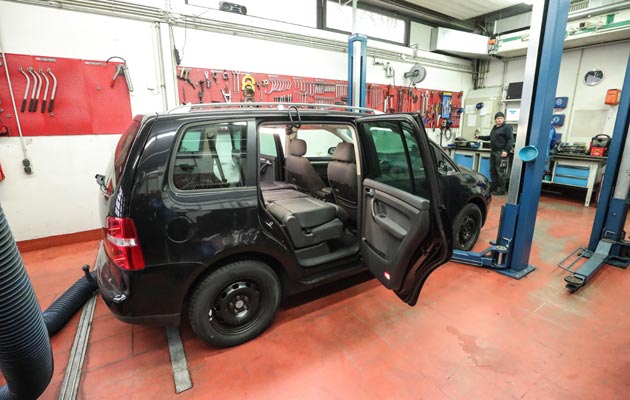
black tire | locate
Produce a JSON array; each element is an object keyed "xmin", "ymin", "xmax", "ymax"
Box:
[
  {"xmin": 188, "ymin": 260, "xmax": 281, "ymax": 348},
  {"xmin": 452, "ymin": 203, "xmax": 482, "ymax": 251}
]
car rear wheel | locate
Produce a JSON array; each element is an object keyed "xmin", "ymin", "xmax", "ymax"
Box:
[
  {"xmin": 452, "ymin": 203, "xmax": 482, "ymax": 251},
  {"xmin": 188, "ymin": 260, "xmax": 281, "ymax": 347}
]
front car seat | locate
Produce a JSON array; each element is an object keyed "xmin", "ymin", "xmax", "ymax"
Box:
[
  {"xmin": 286, "ymin": 139, "xmax": 328, "ymax": 197},
  {"xmin": 327, "ymin": 142, "xmax": 358, "ymax": 223}
]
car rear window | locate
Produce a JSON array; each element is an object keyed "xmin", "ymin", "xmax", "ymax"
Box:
[{"xmin": 113, "ymin": 116, "xmax": 143, "ymax": 180}]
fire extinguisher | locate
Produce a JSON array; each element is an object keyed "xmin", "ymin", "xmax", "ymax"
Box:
[{"xmin": 0, "ymin": 162, "xmax": 4, "ymax": 182}]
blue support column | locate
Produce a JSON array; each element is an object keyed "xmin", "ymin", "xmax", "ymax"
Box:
[
  {"xmin": 451, "ymin": 0, "xmax": 572, "ymax": 279},
  {"xmin": 588, "ymin": 55, "xmax": 630, "ymax": 251},
  {"xmin": 347, "ymin": 34, "xmax": 367, "ymax": 108},
  {"xmin": 507, "ymin": 0, "xmax": 571, "ymax": 273}
]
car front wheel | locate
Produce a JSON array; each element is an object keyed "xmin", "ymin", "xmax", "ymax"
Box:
[
  {"xmin": 452, "ymin": 203, "xmax": 482, "ymax": 251},
  {"xmin": 188, "ymin": 260, "xmax": 281, "ymax": 348}
]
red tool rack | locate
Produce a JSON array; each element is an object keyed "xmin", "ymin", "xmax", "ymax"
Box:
[
  {"xmin": 175, "ymin": 66, "xmax": 463, "ymax": 129},
  {"xmin": 0, "ymin": 53, "xmax": 132, "ymax": 137}
]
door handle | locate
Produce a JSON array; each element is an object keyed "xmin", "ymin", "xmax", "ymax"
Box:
[{"xmin": 365, "ymin": 187, "xmax": 374, "ymax": 197}]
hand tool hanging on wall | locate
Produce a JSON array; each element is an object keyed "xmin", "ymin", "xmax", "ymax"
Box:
[
  {"xmin": 197, "ymin": 80, "xmax": 205, "ymax": 103},
  {"xmin": 32, "ymin": 69, "xmax": 42, "ymax": 112},
  {"xmin": 177, "ymin": 68, "xmax": 195, "ymax": 88},
  {"xmin": 111, "ymin": 64, "xmax": 134, "ymax": 92},
  {"xmin": 204, "ymin": 71, "xmax": 210, "ymax": 88},
  {"xmin": 18, "ymin": 66, "xmax": 30, "ymax": 113},
  {"xmin": 241, "ymin": 74, "xmax": 256, "ymax": 102},
  {"xmin": 39, "ymin": 68, "xmax": 49, "ymax": 113},
  {"xmin": 27, "ymin": 67, "xmax": 37, "ymax": 112},
  {"xmin": 47, "ymin": 69, "xmax": 57, "ymax": 113},
  {"xmin": 221, "ymin": 87, "xmax": 231, "ymax": 103}
]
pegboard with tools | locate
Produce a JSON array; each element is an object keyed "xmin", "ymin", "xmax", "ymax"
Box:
[
  {"xmin": 176, "ymin": 67, "xmax": 348, "ymax": 106},
  {"xmin": 366, "ymin": 84, "xmax": 463, "ymax": 129},
  {"xmin": 0, "ymin": 53, "xmax": 133, "ymax": 136}
]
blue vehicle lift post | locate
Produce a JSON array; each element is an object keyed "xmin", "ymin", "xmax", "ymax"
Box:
[
  {"xmin": 348, "ymin": 33, "xmax": 367, "ymax": 109},
  {"xmin": 559, "ymin": 56, "xmax": 630, "ymax": 291},
  {"xmin": 451, "ymin": 0, "xmax": 571, "ymax": 278}
]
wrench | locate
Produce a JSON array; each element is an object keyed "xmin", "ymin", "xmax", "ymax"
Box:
[
  {"xmin": 204, "ymin": 71, "xmax": 210, "ymax": 88},
  {"xmin": 40, "ymin": 68, "xmax": 50, "ymax": 113},
  {"xmin": 18, "ymin": 66, "xmax": 30, "ymax": 113},
  {"xmin": 33, "ymin": 69, "xmax": 43, "ymax": 112},
  {"xmin": 27, "ymin": 67, "xmax": 38, "ymax": 112},
  {"xmin": 221, "ymin": 88, "xmax": 231, "ymax": 103},
  {"xmin": 48, "ymin": 69, "xmax": 58, "ymax": 113}
]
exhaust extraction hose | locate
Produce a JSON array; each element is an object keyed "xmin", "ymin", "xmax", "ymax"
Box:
[
  {"xmin": 0, "ymin": 206, "xmax": 53, "ymax": 400},
  {"xmin": 43, "ymin": 269, "xmax": 98, "ymax": 336}
]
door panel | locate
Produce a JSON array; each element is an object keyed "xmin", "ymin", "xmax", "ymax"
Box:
[
  {"xmin": 357, "ymin": 114, "xmax": 451, "ymax": 305},
  {"xmin": 363, "ymin": 179, "xmax": 431, "ymax": 291}
]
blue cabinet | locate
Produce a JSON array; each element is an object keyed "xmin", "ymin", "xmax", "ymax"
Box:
[
  {"xmin": 552, "ymin": 163, "xmax": 589, "ymax": 188},
  {"xmin": 454, "ymin": 153, "xmax": 474, "ymax": 169},
  {"xmin": 479, "ymin": 156, "xmax": 491, "ymax": 181}
]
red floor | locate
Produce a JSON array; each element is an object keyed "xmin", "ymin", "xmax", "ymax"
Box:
[{"xmin": 13, "ymin": 194, "xmax": 630, "ymax": 399}]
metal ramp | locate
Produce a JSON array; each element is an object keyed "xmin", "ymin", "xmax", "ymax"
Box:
[{"xmin": 558, "ymin": 239, "xmax": 630, "ymax": 292}]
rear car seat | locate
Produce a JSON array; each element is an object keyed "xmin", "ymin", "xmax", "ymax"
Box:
[
  {"xmin": 268, "ymin": 197, "xmax": 343, "ymax": 248},
  {"xmin": 260, "ymin": 181, "xmax": 296, "ymax": 191}
]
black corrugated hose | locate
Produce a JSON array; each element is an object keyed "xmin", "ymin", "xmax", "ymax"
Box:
[
  {"xmin": 42, "ymin": 269, "xmax": 98, "ymax": 336},
  {"xmin": 0, "ymin": 206, "xmax": 53, "ymax": 399},
  {"xmin": 0, "ymin": 205, "xmax": 99, "ymax": 399}
]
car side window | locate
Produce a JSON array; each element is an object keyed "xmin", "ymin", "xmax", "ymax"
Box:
[
  {"xmin": 172, "ymin": 122, "xmax": 247, "ymax": 191},
  {"xmin": 260, "ymin": 132, "xmax": 278, "ymax": 157},
  {"xmin": 363, "ymin": 121, "xmax": 430, "ymax": 197},
  {"xmin": 297, "ymin": 129, "xmax": 346, "ymax": 158}
]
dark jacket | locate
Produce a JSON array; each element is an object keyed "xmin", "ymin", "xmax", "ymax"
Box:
[{"xmin": 478, "ymin": 124, "xmax": 514, "ymax": 152}]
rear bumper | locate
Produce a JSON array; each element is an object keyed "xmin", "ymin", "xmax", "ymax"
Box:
[{"xmin": 94, "ymin": 242, "xmax": 182, "ymax": 326}]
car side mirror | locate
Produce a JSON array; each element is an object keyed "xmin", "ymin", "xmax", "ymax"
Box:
[
  {"xmin": 438, "ymin": 160, "xmax": 454, "ymax": 175},
  {"xmin": 328, "ymin": 146, "xmax": 336, "ymax": 156}
]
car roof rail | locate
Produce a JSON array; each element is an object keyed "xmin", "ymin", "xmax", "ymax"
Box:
[{"xmin": 166, "ymin": 102, "xmax": 380, "ymax": 115}]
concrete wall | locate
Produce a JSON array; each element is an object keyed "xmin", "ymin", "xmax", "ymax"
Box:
[{"xmin": 0, "ymin": 0, "xmax": 473, "ymax": 240}]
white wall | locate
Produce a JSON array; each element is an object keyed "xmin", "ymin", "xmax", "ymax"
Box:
[
  {"xmin": 0, "ymin": 0, "xmax": 473, "ymax": 241},
  {"xmin": 0, "ymin": 2, "xmax": 160, "ymax": 241},
  {"xmin": 484, "ymin": 41, "xmax": 630, "ymax": 144}
]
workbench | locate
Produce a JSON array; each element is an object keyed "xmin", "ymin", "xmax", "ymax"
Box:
[
  {"xmin": 448, "ymin": 147, "xmax": 511, "ymax": 182},
  {"xmin": 544, "ymin": 153, "xmax": 607, "ymax": 207},
  {"xmin": 448, "ymin": 147, "xmax": 606, "ymax": 207}
]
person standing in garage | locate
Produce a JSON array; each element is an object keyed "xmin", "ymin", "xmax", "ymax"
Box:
[{"xmin": 476, "ymin": 112, "xmax": 514, "ymax": 195}]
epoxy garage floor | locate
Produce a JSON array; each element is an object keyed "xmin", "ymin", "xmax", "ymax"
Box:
[{"xmin": 12, "ymin": 194, "xmax": 630, "ymax": 399}]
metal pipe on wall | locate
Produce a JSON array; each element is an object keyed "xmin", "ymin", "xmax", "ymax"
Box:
[{"xmin": 0, "ymin": 27, "xmax": 31, "ymax": 173}]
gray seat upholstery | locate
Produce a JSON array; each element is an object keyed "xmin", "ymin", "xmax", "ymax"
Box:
[
  {"xmin": 260, "ymin": 181, "xmax": 297, "ymax": 191},
  {"xmin": 268, "ymin": 197, "xmax": 343, "ymax": 248},
  {"xmin": 328, "ymin": 142, "xmax": 358, "ymax": 223},
  {"xmin": 262, "ymin": 188, "xmax": 308, "ymax": 203},
  {"xmin": 286, "ymin": 139, "xmax": 328, "ymax": 197}
]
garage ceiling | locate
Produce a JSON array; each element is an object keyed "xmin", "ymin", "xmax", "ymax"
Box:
[{"xmin": 398, "ymin": 0, "xmax": 532, "ymax": 20}]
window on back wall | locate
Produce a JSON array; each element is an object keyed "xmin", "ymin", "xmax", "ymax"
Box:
[
  {"xmin": 185, "ymin": 0, "xmax": 317, "ymax": 28},
  {"xmin": 325, "ymin": 0, "xmax": 406, "ymax": 44}
]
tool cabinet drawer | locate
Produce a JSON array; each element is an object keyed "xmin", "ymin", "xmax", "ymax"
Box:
[
  {"xmin": 454, "ymin": 153, "xmax": 474, "ymax": 169},
  {"xmin": 552, "ymin": 175, "xmax": 588, "ymax": 187},
  {"xmin": 554, "ymin": 164, "xmax": 590, "ymax": 179}
]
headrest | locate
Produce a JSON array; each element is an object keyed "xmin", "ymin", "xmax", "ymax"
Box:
[
  {"xmin": 289, "ymin": 139, "xmax": 307, "ymax": 156},
  {"xmin": 204, "ymin": 127, "xmax": 218, "ymax": 139},
  {"xmin": 332, "ymin": 142, "xmax": 355, "ymax": 163}
]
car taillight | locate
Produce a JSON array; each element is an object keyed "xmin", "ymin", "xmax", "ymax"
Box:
[{"xmin": 104, "ymin": 217, "xmax": 145, "ymax": 271}]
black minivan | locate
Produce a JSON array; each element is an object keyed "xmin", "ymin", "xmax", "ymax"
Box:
[{"xmin": 94, "ymin": 105, "xmax": 490, "ymax": 347}]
